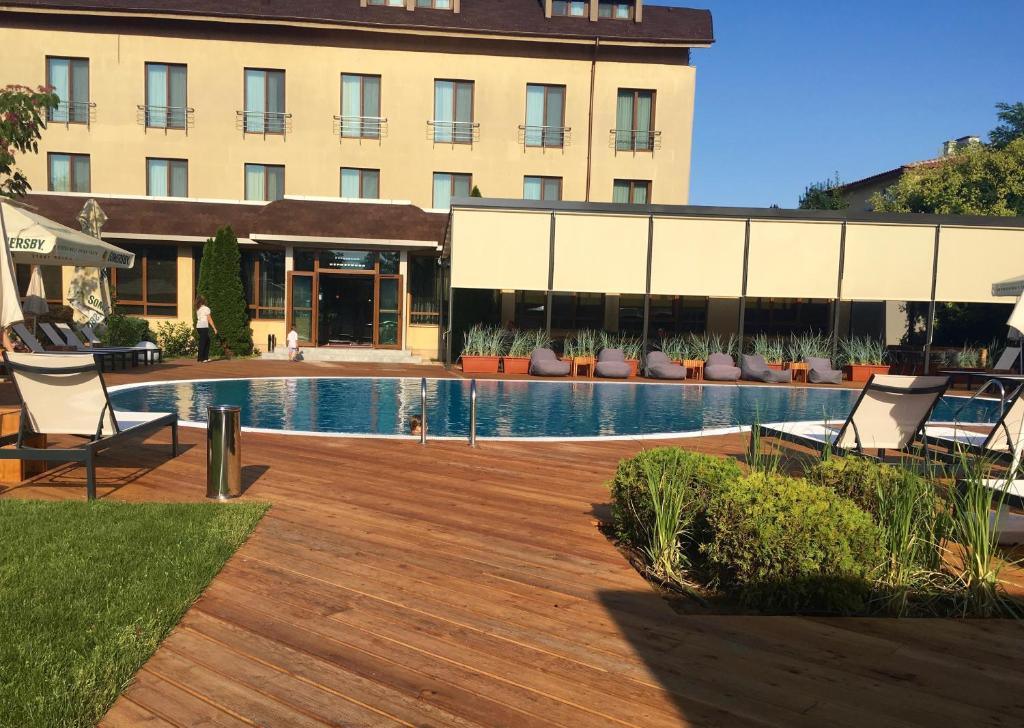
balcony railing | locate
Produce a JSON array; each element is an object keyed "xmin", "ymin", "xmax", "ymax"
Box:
[
  {"xmin": 47, "ymin": 100, "xmax": 96, "ymax": 127},
  {"xmin": 137, "ymin": 105, "xmax": 195, "ymax": 132},
  {"xmin": 427, "ymin": 120, "xmax": 480, "ymax": 144},
  {"xmin": 333, "ymin": 115, "xmax": 388, "ymax": 139},
  {"xmin": 236, "ymin": 110, "xmax": 293, "ymax": 136},
  {"xmin": 518, "ymin": 125, "xmax": 572, "ymax": 149},
  {"xmin": 610, "ymin": 128, "xmax": 662, "ymax": 152}
]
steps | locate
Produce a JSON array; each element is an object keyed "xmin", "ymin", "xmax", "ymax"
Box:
[{"xmin": 261, "ymin": 347, "xmax": 424, "ymax": 364}]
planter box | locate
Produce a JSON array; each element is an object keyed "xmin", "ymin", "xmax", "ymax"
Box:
[
  {"xmin": 767, "ymin": 362, "xmax": 785, "ymax": 371},
  {"xmin": 461, "ymin": 355, "xmax": 500, "ymax": 374},
  {"xmin": 844, "ymin": 364, "xmax": 891, "ymax": 382},
  {"xmin": 502, "ymin": 356, "xmax": 530, "ymax": 375},
  {"xmin": 626, "ymin": 359, "xmax": 639, "ymax": 377}
]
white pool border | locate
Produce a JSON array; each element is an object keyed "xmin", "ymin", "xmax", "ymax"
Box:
[{"xmin": 106, "ymin": 375, "xmax": 993, "ymax": 443}]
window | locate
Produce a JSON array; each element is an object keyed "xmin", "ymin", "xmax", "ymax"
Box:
[
  {"xmin": 48, "ymin": 153, "xmax": 90, "ymax": 192},
  {"xmin": 340, "ymin": 167, "xmax": 380, "ymax": 199},
  {"xmin": 144, "ymin": 62, "xmax": 187, "ymax": 128},
  {"xmin": 241, "ymin": 250, "xmax": 285, "ymax": 320},
  {"xmin": 552, "ymin": 1, "xmax": 588, "ymax": 16},
  {"xmin": 46, "ymin": 56, "xmax": 89, "ymax": 123},
  {"xmin": 432, "ymin": 172, "xmax": 471, "ymax": 209},
  {"xmin": 614, "ymin": 89, "xmax": 656, "ymax": 151},
  {"xmin": 111, "ymin": 244, "xmax": 178, "ymax": 316},
  {"xmin": 16, "ymin": 264, "xmax": 63, "ymax": 304},
  {"xmin": 433, "ymin": 80, "xmax": 474, "ymax": 143},
  {"xmin": 599, "ymin": 0, "xmax": 633, "ymax": 19},
  {"xmin": 613, "ymin": 179, "xmax": 650, "ymax": 204},
  {"xmin": 244, "ymin": 68, "xmax": 286, "ymax": 133},
  {"xmin": 410, "ymin": 254, "xmax": 440, "ymax": 325},
  {"xmin": 524, "ymin": 84, "xmax": 566, "ymax": 147},
  {"xmin": 340, "ymin": 74, "xmax": 381, "ymax": 138},
  {"xmin": 514, "ymin": 291, "xmax": 547, "ymax": 329},
  {"xmin": 245, "ymin": 164, "xmax": 285, "ymax": 201},
  {"xmin": 552, "ymin": 293, "xmax": 604, "ymax": 330},
  {"xmin": 416, "ymin": 0, "xmax": 452, "ymax": 7},
  {"xmin": 618, "ymin": 295, "xmax": 708, "ymax": 335},
  {"xmin": 746, "ymin": 298, "xmax": 830, "ymax": 336},
  {"xmin": 523, "ymin": 176, "xmax": 562, "ymax": 201},
  {"xmin": 147, "ymin": 158, "xmax": 188, "ymax": 197},
  {"xmin": 367, "ymin": 0, "xmax": 404, "ymax": 5}
]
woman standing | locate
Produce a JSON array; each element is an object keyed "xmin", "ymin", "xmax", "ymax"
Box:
[{"xmin": 195, "ymin": 295, "xmax": 218, "ymax": 363}]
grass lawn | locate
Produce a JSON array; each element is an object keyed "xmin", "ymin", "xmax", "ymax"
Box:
[{"xmin": 0, "ymin": 499, "xmax": 269, "ymax": 728}]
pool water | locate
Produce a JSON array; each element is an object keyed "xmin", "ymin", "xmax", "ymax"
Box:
[{"xmin": 108, "ymin": 377, "xmax": 1000, "ymax": 439}]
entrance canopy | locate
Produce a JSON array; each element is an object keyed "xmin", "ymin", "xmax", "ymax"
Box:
[{"xmin": 0, "ymin": 201, "xmax": 135, "ymax": 268}]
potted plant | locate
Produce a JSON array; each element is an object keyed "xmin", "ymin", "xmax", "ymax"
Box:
[
  {"xmin": 565, "ymin": 329, "xmax": 600, "ymax": 375},
  {"xmin": 682, "ymin": 332, "xmax": 708, "ymax": 377},
  {"xmin": 838, "ymin": 336, "xmax": 890, "ymax": 381},
  {"xmin": 660, "ymin": 334, "xmax": 684, "ymax": 364},
  {"xmin": 785, "ymin": 331, "xmax": 833, "ymax": 369},
  {"xmin": 607, "ymin": 333, "xmax": 643, "ymax": 376},
  {"xmin": 750, "ymin": 333, "xmax": 785, "ymax": 370},
  {"xmin": 460, "ymin": 323, "xmax": 506, "ymax": 374},
  {"xmin": 502, "ymin": 329, "xmax": 549, "ymax": 374}
]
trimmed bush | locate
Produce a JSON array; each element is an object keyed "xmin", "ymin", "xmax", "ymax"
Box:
[
  {"xmin": 702, "ymin": 473, "xmax": 882, "ymax": 614},
  {"xmin": 609, "ymin": 448, "xmax": 742, "ymax": 548},
  {"xmin": 803, "ymin": 457, "xmax": 905, "ymax": 515},
  {"xmin": 101, "ymin": 313, "xmax": 150, "ymax": 347},
  {"xmin": 196, "ymin": 226, "xmax": 253, "ymax": 357},
  {"xmin": 153, "ymin": 320, "xmax": 198, "ymax": 359}
]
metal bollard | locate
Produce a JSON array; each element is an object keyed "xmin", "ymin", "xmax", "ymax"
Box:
[
  {"xmin": 207, "ymin": 405, "xmax": 242, "ymax": 499},
  {"xmin": 468, "ymin": 378, "xmax": 477, "ymax": 447},
  {"xmin": 420, "ymin": 377, "xmax": 428, "ymax": 445}
]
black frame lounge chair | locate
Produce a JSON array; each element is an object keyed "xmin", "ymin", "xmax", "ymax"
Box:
[
  {"xmin": 922, "ymin": 383, "xmax": 1024, "ymax": 465},
  {"xmin": 741, "ymin": 354, "xmax": 791, "ymax": 383},
  {"xmin": 753, "ymin": 374, "xmax": 950, "ymax": 461},
  {"xmin": 11, "ymin": 323, "xmax": 120, "ymax": 372},
  {"xmin": 805, "ymin": 356, "xmax": 843, "ymax": 384},
  {"xmin": 0, "ymin": 352, "xmax": 178, "ymax": 500},
  {"xmin": 644, "ymin": 351, "xmax": 686, "ymax": 380},
  {"xmin": 54, "ymin": 322, "xmax": 148, "ymax": 368},
  {"xmin": 595, "ymin": 348, "xmax": 631, "ymax": 379},
  {"xmin": 704, "ymin": 352, "xmax": 741, "ymax": 381},
  {"xmin": 529, "ymin": 347, "xmax": 571, "ymax": 377}
]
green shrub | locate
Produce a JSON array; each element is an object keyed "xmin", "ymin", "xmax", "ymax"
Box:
[
  {"xmin": 197, "ymin": 226, "xmax": 254, "ymax": 357},
  {"xmin": 702, "ymin": 473, "xmax": 882, "ymax": 613},
  {"xmin": 153, "ymin": 320, "xmax": 198, "ymax": 359},
  {"xmin": 609, "ymin": 448, "xmax": 742, "ymax": 548},
  {"xmin": 804, "ymin": 457, "xmax": 905, "ymax": 515},
  {"xmin": 101, "ymin": 313, "xmax": 150, "ymax": 347}
]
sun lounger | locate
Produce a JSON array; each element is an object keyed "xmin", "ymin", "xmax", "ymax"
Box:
[
  {"xmin": 922, "ymin": 384, "xmax": 1024, "ymax": 464},
  {"xmin": 644, "ymin": 351, "xmax": 686, "ymax": 380},
  {"xmin": 42, "ymin": 322, "xmax": 139, "ymax": 369},
  {"xmin": 806, "ymin": 356, "xmax": 843, "ymax": 384},
  {"xmin": 741, "ymin": 354, "xmax": 791, "ymax": 383},
  {"xmin": 753, "ymin": 374, "xmax": 950, "ymax": 460},
  {"xmin": 594, "ymin": 348, "xmax": 631, "ymax": 379},
  {"xmin": 529, "ymin": 347, "xmax": 571, "ymax": 377},
  {"xmin": 54, "ymin": 323, "xmax": 150, "ymax": 367},
  {"xmin": 0, "ymin": 352, "xmax": 177, "ymax": 500},
  {"xmin": 704, "ymin": 352, "xmax": 741, "ymax": 382},
  {"xmin": 10, "ymin": 323, "xmax": 107, "ymax": 365}
]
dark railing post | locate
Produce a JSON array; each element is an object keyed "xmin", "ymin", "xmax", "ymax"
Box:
[
  {"xmin": 420, "ymin": 377, "xmax": 428, "ymax": 445},
  {"xmin": 468, "ymin": 379, "xmax": 478, "ymax": 448}
]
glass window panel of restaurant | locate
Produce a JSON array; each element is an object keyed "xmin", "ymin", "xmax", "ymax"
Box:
[
  {"xmin": 432, "ymin": 172, "xmax": 471, "ymax": 209},
  {"xmin": 147, "ymin": 158, "xmax": 188, "ymax": 197},
  {"xmin": 15, "ymin": 264, "xmax": 63, "ymax": 304},
  {"xmin": 524, "ymin": 84, "xmax": 566, "ymax": 147},
  {"xmin": 612, "ymin": 179, "xmax": 650, "ymax": 204},
  {"xmin": 340, "ymin": 167, "xmax": 380, "ymax": 199},
  {"xmin": 410, "ymin": 254, "xmax": 440, "ymax": 325},
  {"xmin": 552, "ymin": 292, "xmax": 604, "ymax": 331},
  {"xmin": 514, "ymin": 291, "xmax": 547, "ymax": 329},
  {"xmin": 745, "ymin": 298, "xmax": 830, "ymax": 336},
  {"xmin": 48, "ymin": 153, "xmax": 90, "ymax": 192},
  {"xmin": 244, "ymin": 68, "xmax": 286, "ymax": 133},
  {"xmin": 46, "ymin": 56, "xmax": 89, "ymax": 123},
  {"xmin": 340, "ymin": 74, "xmax": 381, "ymax": 138},
  {"xmin": 145, "ymin": 62, "xmax": 187, "ymax": 128},
  {"xmin": 240, "ymin": 250, "xmax": 285, "ymax": 320},
  {"xmin": 112, "ymin": 244, "xmax": 178, "ymax": 316},
  {"xmin": 523, "ymin": 176, "xmax": 562, "ymax": 201},
  {"xmin": 245, "ymin": 163, "xmax": 285, "ymax": 201},
  {"xmin": 552, "ymin": 1, "xmax": 588, "ymax": 16}
]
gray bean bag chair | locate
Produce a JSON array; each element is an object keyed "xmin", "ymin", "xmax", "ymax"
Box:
[
  {"xmin": 741, "ymin": 354, "xmax": 792, "ymax": 383},
  {"xmin": 529, "ymin": 347, "xmax": 571, "ymax": 377},
  {"xmin": 805, "ymin": 356, "xmax": 843, "ymax": 384},
  {"xmin": 595, "ymin": 348, "xmax": 631, "ymax": 379},
  {"xmin": 644, "ymin": 351, "xmax": 687, "ymax": 380},
  {"xmin": 704, "ymin": 352, "xmax": 741, "ymax": 381}
]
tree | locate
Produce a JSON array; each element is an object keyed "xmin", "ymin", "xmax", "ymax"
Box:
[
  {"xmin": 469, "ymin": 185, "xmax": 482, "ymax": 197},
  {"xmin": 989, "ymin": 101, "xmax": 1024, "ymax": 149},
  {"xmin": 798, "ymin": 172, "xmax": 848, "ymax": 210},
  {"xmin": 196, "ymin": 226, "xmax": 253, "ymax": 357},
  {"xmin": 1, "ymin": 84, "xmax": 59, "ymax": 198}
]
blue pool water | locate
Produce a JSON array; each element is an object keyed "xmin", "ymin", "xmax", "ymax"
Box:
[{"xmin": 108, "ymin": 377, "xmax": 1000, "ymax": 439}]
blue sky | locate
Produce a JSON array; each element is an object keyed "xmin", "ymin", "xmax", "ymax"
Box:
[{"xmin": 670, "ymin": 0, "xmax": 1024, "ymax": 207}]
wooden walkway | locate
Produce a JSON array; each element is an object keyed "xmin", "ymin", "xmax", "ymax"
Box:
[{"xmin": 2, "ymin": 359, "xmax": 1023, "ymax": 727}]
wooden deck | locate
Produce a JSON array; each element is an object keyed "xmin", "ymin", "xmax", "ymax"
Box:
[{"xmin": 3, "ymin": 359, "xmax": 1023, "ymax": 727}]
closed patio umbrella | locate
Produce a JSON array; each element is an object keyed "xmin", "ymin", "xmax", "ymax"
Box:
[{"xmin": 0, "ymin": 203, "xmax": 26, "ymax": 332}]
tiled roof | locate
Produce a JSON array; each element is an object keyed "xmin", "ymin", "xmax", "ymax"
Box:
[
  {"xmin": 838, "ymin": 159, "xmax": 946, "ymax": 191},
  {"xmin": 1, "ymin": 0, "xmax": 715, "ymax": 44},
  {"xmin": 21, "ymin": 194, "xmax": 448, "ymax": 244}
]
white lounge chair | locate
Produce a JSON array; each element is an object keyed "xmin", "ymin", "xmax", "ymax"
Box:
[
  {"xmin": 32, "ymin": 322, "xmax": 136, "ymax": 369},
  {"xmin": 0, "ymin": 352, "xmax": 178, "ymax": 500},
  {"xmin": 923, "ymin": 384, "xmax": 1024, "ymax": 465},
  {"xmin": 753, "ymin": 374, "xmax": 950, "ymax": 460},
  {"xmin": 54, "ymin": 322, "xmax": 151, "ymax": 367}
]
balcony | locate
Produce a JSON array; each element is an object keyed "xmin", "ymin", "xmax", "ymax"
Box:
[
  {"xmin": 333, "ymin": 115, "xmax": 388, "ymax": 140},
  {"xmin": 610, "ymin": 128, "xmax": 662, "ymax": 152},
  {"xmin": 518, "ymin": 125, "xmax": 572, "ymax": 149},
  {"xmin": 47, "ymin": 101, "xmax": 96, "ymax": 128},
  {"xmin": 427, "ymin": 120, "xmax": 480, "ymax": 144},
  {"xmin": 137, "ymin": 105, "xmax": 195, "ymax": 133},
  {"xmin": 236, "ymin": 110, "xmax": 293, "ymax": 137}
]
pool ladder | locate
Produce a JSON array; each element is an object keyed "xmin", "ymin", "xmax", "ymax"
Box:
[{"xmin": 420, "ymin": 377, "xmax": 477, "ymax": 447}]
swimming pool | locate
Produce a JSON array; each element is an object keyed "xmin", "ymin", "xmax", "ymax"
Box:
[{"xmin": 107, "ymin": 377, "xmax": 1000, "ymax": 440}]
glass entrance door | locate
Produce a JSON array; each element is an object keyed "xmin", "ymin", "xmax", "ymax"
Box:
[
  {"xmin": 318, "ymin": 274, "xmax": 375, "ymax": 346},
  {"xmin": 288, "ymin": 272, "xmax": 315, "ymax": 345}
]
